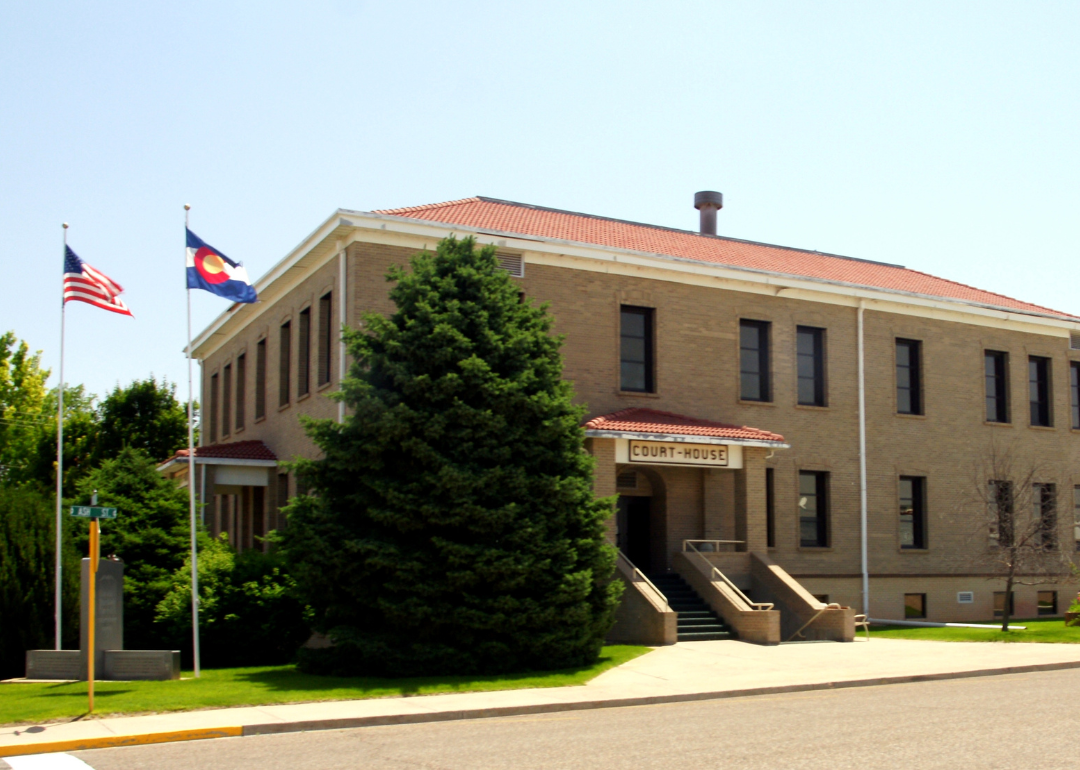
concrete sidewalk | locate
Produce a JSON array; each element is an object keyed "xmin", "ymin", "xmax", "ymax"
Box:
[{"xmin": 5, "ymin": 638, "xmax": 1080, "ymax": 757}]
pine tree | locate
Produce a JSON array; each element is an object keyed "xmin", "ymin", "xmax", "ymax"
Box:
[{"xmin": 283, "ymin": 236, "xmax": 621, "ymax": 676}]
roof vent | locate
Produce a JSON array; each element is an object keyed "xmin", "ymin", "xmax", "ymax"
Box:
[
  {"xmin": 694, "ymin": 191, "xmax": 723, "ymax": 235},
  {"xmin": 496, "ymin": 251, "xmax": 524, "ymax": 278}
]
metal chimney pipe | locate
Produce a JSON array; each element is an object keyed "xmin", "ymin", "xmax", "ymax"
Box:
[{"xmin": 694, "ymin": 191, "xmax": 723, "ymax": 235}]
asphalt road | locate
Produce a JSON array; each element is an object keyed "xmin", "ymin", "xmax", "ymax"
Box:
[{"xmin": 8, "ymin": 669, "xmax": 1078, "ymax": 770}]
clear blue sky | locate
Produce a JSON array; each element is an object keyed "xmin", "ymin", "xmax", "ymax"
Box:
[{"xmin": 3, "ymin": 1, "xmax": 1078, "ymax": 400}]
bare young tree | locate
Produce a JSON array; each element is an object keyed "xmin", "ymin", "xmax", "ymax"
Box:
[{"xmin": 958, "ymin": 441, "xmax": 1078, "ymax": 631}]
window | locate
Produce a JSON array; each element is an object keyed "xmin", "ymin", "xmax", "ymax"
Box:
[
  {"xmin": 318, "ymin": 292, "xmax": 333, "ymax": 387},
  {"xmin": 904, "ymin": 593, "xmax": 927, "ymax": 619},
  {"xmin": 985, "ymin": 351, "xmax": 1009, "ymax": 423},
  {"xmin": 1071, "ymin": 362, "xmax": 1080, "ymax": 429},
  {"xmin": 766, "ymin": 467, "xmax": 776, "ymax": 548},
  {"xmin": 1038, "ymin": 591, "xmax": 1058, "ymax": 616},
  {"xmin": 990, "ymin": 480, "xmax": 1014, "ymax": 547},
  {"xmin": 1029, "ymin": 355, "xmax": 1052, "ymax": 427},
  {"xmin": 896, "ymin": 339, "xmax": 922, "ymax": 415},
  {"xmin": 796, "ymin": 326, "xmax": 826, "ymax": 406},
  {"xmin": 276, "ymin": 472, "xmax": 289, "ymax": 529},
  {"xmin": 620, "ymin": 306, "xmax": 654, "ymax": 392},
  {"xmin": 221, "ymin": 364, "xmax": 231, "ymax": 438},
  {"xmin": 1074, "ymin": 486, "xmax": 1080, "ymax": 552},
  {"xmin": 279, "ymin": 321, "xmax": 291, "ymax": 406},
  {"xmin": 993, "ymin": 591, "xmax": 1015, "ymax": 618},
  {"xmin": 297, "ymin": 307, "xmax": 311, "ymax": 398},
  {"xmin": 255, "ymin": 339, "xmax": 267, "ymax": 420},
  {"xmin": 739, "ymin": 320, "xmax": 771, "ymax": 402},
  {"xmin": 1034, "ymin": 483, "xmax": 1057, "ymax": 551},
  {"xmin": 899, "ymin": 476, "xmax": 927, "ymax": 549},
  {"xmin": 798, "ymin": 471, "xmax": 829, "ymax": 547},
  {"xmin": 208, "ymin": 373, "xmax": 219, "ymax": 444},
  {"xmin": 252, "ymin": 486, "xmax": 265, "ymax": 540},
  {"xmin": 235, "ymin": 353, "xmax": 246, "ymax": 431}
]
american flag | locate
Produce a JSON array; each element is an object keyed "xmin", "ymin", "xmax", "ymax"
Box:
[{"xmin": 63, "ymin": 246, "xmax": 133, "ymax": 317}]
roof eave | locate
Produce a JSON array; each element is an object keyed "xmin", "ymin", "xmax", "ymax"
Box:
[{"xmin": 584, "ymin": 428, "xmax": 789, "ymax": 449}]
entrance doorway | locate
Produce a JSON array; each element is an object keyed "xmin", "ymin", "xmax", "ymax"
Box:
[{"xmin": 617, "ymin": 495, "xmax": 652, "ymax": 573}]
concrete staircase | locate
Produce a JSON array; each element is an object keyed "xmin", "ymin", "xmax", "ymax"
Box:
[{"xmin": 648, "ymin": 573, "xmax": 734, "ymax": 642}]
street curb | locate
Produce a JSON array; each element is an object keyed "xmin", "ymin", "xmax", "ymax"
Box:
[{"xmin": 6, "ymin": 659, "xmax": 1080, "ymax": 757}]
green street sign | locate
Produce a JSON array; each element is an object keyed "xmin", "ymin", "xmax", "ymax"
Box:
[{"xmin": 69, "ymin": 506, "xmax": 118, "ymax": 520}]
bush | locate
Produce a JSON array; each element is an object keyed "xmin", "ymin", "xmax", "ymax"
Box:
[{"xmin": 156, "ymin": 534, "xmax": 311, "ymax": 668}]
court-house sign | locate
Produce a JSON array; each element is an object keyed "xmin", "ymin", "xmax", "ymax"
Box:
[{"xmin": 615, "ymin": 439, "xmax": 743, "ymax": 469}]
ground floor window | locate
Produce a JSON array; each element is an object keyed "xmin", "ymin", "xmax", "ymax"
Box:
[
  {"xmin": 993, "ymin": 591, "xmax": 1015, "ymax": 618},
  {"xmin": 798, "ymin": 470, "xmax": 829, "ymax": 547},
  {"xmin": 1038, "ymin": 591, "xmax": 1058, "ymax": 616},
  {"xmin": 904, "ymin": 593, "xmax": 926, "ymax": 619},
  {"xmin": 766, "ymin": 467, "xmax": 776, "ymax": 548}
]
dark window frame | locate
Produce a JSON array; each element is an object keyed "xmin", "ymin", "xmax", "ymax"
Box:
[
  {"xmin": 899, "ymin": 476, "xmax": 927, "ymax": 550},
  {"xmin": 619, "ymin": 306, "xmax": 655, "ymax": 393},
  {"xmin": 1071, "ymin": 361, "xmax": 1080, "ymax": 430},
  {"xmin": 796, "ymin": 326, "xmax": 827, "ymax": 407},
  {"xmin": 984, "ymin": 350, "xmax": 1009, "ymax": 423},
  {"xmin": 279, "ymin": 321, "xmax": 292, "ymax": 407},
  {"xmin": 221, "ymin": 364, "xmax": 232, "ymax": 438},
  {"xmin": 739, "ymin": 320, "xmax": 772, "ymax": 402},
  {"xmin": 904, "ymin": 593, "xmax": 927, "ymax": 619},
  {"xmin": 318, "ymin": 292, "xmax": 333, "ymax": 387},
  {"xmin": 896, "ymin": 339, "xmax": 923, "ymax": 415},
  {"xmin": 255, "ymin": 339, "xmax": 267, "ymax": 420},
  {"xmin": 798, "ymin": 470, "xmax": 829, "ymax": 548},
  {"xmin": 297, "ymin": 307, "xmax": 311, "ymax": 398},
  {"xmin": 235, "ymin": 353, "xmax": 246, "ymax": 431},
  {"xmin": 208, "ymin": 372, "xmax": 219, "ymax": 444},
  {"xmin": 1029, "ymin": 355, "xmax": 1052, "ymax": 427},
  {"xmin": 766, "ymin": 467, "xmax": 776, "ymax": 548},
  {"xmin": 1074, "ymin": 485, "xmax": 1080, "ymax": 553}
]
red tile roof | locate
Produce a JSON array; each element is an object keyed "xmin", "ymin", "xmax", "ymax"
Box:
[
  {"xmin": 584, "ymin": 408, "xmax": 785, "ymax": 444},
  {"xmin": 374, "ymin": 197, "xmax": 1076, "ymax": 320},
  {"xmin": 166, "ymin": 440, "xmax": 278, "ymax": 464}
]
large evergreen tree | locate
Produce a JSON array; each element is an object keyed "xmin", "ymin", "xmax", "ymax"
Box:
[{"xmin": 283, "ymin": 236, "xmax": 621, "ymax": 677}]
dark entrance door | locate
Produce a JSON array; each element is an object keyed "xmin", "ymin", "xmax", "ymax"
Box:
[{"xmin": 617, "ymin": 495, "xmax": 652, "ymax": 573}]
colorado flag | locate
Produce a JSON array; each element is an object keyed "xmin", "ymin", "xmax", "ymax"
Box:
[{"xmin": 186, "ymin": 228, "xmax": 257, "ymax": 303}]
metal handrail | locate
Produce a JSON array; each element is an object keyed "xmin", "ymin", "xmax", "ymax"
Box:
[
  {"xmin": 617, "ymin": 551, "xmax": 671, "ymax": 611},
  {"xmin": 786, "ymin": 602, "xmax": 842, "ymax": 642},
  {"xmin": 682, "ymin": 539, "xmax": 744, "ymax": 552},
  {"xmin": 684, "ymin": 541, "xmax": 773, "ymax": 611}
]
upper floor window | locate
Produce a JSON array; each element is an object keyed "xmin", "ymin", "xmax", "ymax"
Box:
[
  {"xmin": 255, "ymin": 339, "xmax": 267, "ymax": 420},
  {"xmin": 620, "ymin": 306, "xmax": 654, "ymax": 393},
  {"xmin": 297, "ymin": 307, "xmax": 311, "ymax": 398},
  {"xmin": 796, "ymin": 326, "xmax": 826, "ymax": 406},
  {"xmin": 798, "ymin": 470, "xmax": 829, "ymax": 547},
  {"xmin": 221, "ymin": 364, "xmax": 232, "ymax": 438},
  {"xmin": 985, "ymin": 351, "xmax": 1009, "ymax": 423},
  {"xmin": 235, "ymin": 353, "xmax": 246, "ymax": 431},
  {"xmin": 318, "ymin": 292, "xmax": 333, "ymax": 387},
  {"xmin": 1029, "ymin": 356, "xmax": 1052, "ymax": 427},
  {"xmin": 739, "ymin": 320, "xmax": 771, "ymax": 402},
  {"xmin": 896, "ymin": 339, "xmax": 923, "ymax": 415},
  {"xmin": 899, "ymin": 476, "xmax": 927, "ymax": 549},
  {"xmin": 208, "ymin": 372, "xmax": 219, "ymax": 444},
  {"xmin": 1071, "ymin": 361, "xmax": 1080, "ymax": 430},
  {"xmin": 279, "ymin": 321, "xmax": 292, "ymax": 406}
]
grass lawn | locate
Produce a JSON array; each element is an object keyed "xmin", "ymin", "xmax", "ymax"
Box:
[
  {"xmin": 0, "ymin": 645, "xmax": 650, "ymax": 726},
  {"xmin": 870, "ymin": 618, "xmax": 1080, "ymax": 644}
]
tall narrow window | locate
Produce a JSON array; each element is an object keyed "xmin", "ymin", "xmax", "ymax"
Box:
[
  {"xmin": 798, "ymin": 471, "xmax": 829, "ymax": 547},
  {"xmin": 896, "ymin": 339, "xmax": 923, "ymax": 415},
  {"xmin": 1034, "ymin": 483, "xmax": 1057, "ymax": 551},
  {"xmin": 796, "ymin": 327, "xmax": 826, "ymax": 406},
  {"xmin": 739, "ymin": 320, "xmax": 771, "ymax": 402},
  {"xmin": 985, "ymin": 351, "xmax": 1009, "ymax": 423},
  {"xmin": 318, "ymin": 291, "xmax": 333, "ymax": 386},
  {"xmin": 208, "ymin": 373, "xmax": 219, "ymax": 444},
  {"xmin": 1029, "ymin": 355, "xmax": 1052, "ymax": 427},
  {"xmin": 1071, "ymin": 361, "xmax": 1080, "ymax": 430},
  {"xmin": 279, "ymin": 321, "xmax": 291, "ymax": 406},
  {"xmin": 221, "ymin": 364, "xmax": 232, "ymax": 437},
  {"xmin": 899, "ymin": 476, "xmax": 927, "ymax": 549},
  {"xmin": 990, "ymin": 480, "xmax": 1014, "ymax": 547},
  {"xmin": 297, "ymin": 307, "xmax": 311, "ymax": 398},
  {"xmin": 255, "ymin": 339, "xmax": 267, "ymax": 420},
  {"xmin": 235, "ymin": 353, "xmax": 246, "ymax": 431},
  {"xmin": 1074, "ymin": 486, "xmax": 1080, "ymax": 552},
  {"xmin": 276, "ymin": 472, "xmax": 289, "ymax": 530},
  {"xmin": 620, "ymin": 306, "xmax": 654, "ymax": 393},
  {"xmin": 766, "ymin": 467, "xmax": 776, "ymax": 548}
]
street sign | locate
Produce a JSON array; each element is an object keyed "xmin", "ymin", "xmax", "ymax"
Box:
[{"xmin": 69, "ymin": 506, "xmax": 118, "ymax": 520}]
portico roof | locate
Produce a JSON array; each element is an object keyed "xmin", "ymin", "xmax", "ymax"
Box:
[
  {"xmin": 584, "ymin": 408, "xmax": 788, "ymax": 448},
  {"xmin": 157, "ymin": 440, "xmax": 279, "ymax": 473}
]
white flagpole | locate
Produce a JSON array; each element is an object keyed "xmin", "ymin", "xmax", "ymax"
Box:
[
  {"xmin": 55, "ymin": 222, "xmax": 69, "ymax": 650},
  {"xmin": 185, "ymin": 204, "xmax": 201, "ymax": 678}
]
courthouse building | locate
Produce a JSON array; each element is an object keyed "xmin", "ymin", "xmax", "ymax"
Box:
[{"xmin": 160, "ymin": 192, "xmax": 1080, "ymax": 644}]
